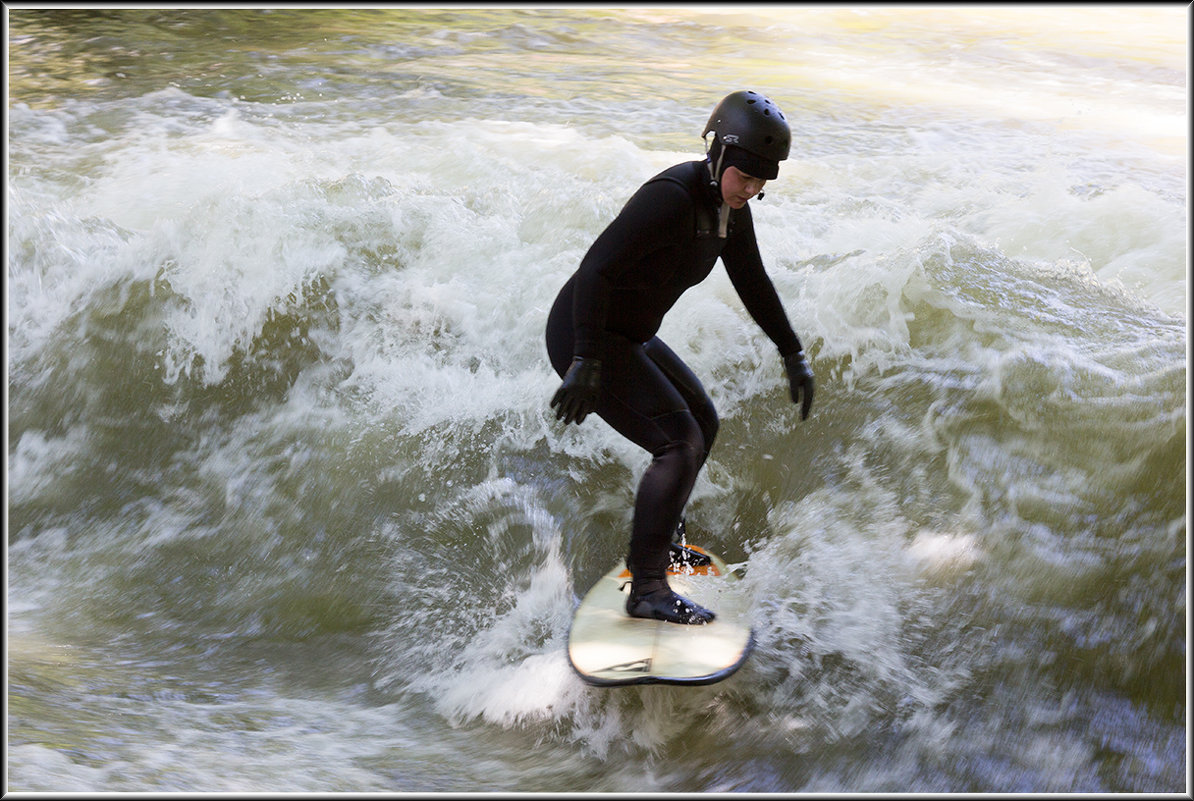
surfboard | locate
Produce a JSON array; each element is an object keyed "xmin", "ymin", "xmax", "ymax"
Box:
[{"xmin": 567, "ymin": 544, "xmax": 754, "ymax": 687}]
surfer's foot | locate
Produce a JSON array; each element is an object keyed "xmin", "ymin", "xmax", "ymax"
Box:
[{"xmin": 626, "ymin": 581, "xmax": 715, "ymax": 625}]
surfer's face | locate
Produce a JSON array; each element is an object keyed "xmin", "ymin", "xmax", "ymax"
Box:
[{"xmin": 721, "ymin": 166, "xmax": 767, "ymax": 208}]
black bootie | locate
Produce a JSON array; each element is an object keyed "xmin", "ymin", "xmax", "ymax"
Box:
[{"xmin": 625, "ymin": 577, "xmax": 716, "ymax": 625}]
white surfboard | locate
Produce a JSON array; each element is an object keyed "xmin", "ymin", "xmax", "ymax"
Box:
[{"xmin": 568, "ymin": 545, "xmax": 754, "ymax": 686}]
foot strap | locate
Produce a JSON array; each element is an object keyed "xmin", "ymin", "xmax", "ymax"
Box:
[{"xmin": 668, "ymin": 541, "xmax": 712, "ymax": 568}]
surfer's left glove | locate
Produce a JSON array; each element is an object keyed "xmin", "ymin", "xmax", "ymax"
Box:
[
  {"xmin": 783, "ymin": 350, "xmax": 815, "ymax": 421},
  {"xmin": 551, "ymin": 357, "xmax": 602, "ymax": 424}
]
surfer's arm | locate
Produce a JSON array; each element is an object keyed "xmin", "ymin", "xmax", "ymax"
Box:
[
  {"xmin": 721, "ymin": 205, "xmax": 802, "ymax": 357},
  {"xmin": 722, "ymin": 205, "xmax": 814, "ymax": 419}
]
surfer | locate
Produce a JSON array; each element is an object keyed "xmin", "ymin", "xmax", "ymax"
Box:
[{"xmin": 546, "ymin": 90, "xmax": 814, "ymax": 624}]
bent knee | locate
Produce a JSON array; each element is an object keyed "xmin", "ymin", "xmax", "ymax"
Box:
[{"xmin": 651, "ymin": 411, "xmax": 706, "ymax": 468}]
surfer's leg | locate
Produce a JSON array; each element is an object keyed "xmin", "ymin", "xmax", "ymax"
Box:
[
  {"xmin": 620, "ymin": 419, "xmax": 716, "ymax": 624},
  {"xmin": 642, "ymin": 336, "xmax": 719, "ymax": 563},
  {"xmin": 598, "ymin": 339, "xmax": 716, "ymax": 624},
  {"xmin": 547, "ymin": 310, "xmax": 716, "ymax": 624},
  {"xmin": 623, "ymin": 408, "xmax": 704, "ymax": 572},
  {"xmin": 643, "ymin": 337, "xmax": 719, "ymax": 464}
]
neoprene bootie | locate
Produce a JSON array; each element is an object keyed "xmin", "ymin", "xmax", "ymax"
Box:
[{"xmin": 626, "ymin": 579, "xmax": 716, "ymax": 625}]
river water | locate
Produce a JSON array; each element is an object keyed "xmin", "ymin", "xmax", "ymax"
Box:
[{"xmin": 6, "ymin": 6, "xmax": 1187, "ymax": 793}]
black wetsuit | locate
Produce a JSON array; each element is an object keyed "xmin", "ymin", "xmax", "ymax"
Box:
[{"xmin": 546, "ymin": 159, "xmax": 803, "ymax": 582}]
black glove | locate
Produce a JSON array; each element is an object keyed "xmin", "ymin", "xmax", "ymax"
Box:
[
  {"xmin": 551, "ymin": 357, "xmax": 602, "ymax": 424},
  {"xmin": 783, "ymin": 351, "xmax": 815, "ymax": 421}
]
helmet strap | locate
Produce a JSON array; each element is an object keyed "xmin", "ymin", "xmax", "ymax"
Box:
[
  {"xmin": 704, "ymin": 135, "xmax": 730, "ymax": 238},
  {"xmin": 705, "ymin": 134, "xmax": 726, "ymax": 188}
]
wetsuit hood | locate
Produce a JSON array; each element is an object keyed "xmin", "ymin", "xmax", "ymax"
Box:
[{"xmin": 707, "ymin": 140, "xmax": 779, "ymax": 182}]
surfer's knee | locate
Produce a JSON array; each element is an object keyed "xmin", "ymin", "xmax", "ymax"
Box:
[
  {"xmin": 651, "ymin": 411, "xmax": 705, "ymax": 476},
  {"xmin": 651, "ymin": 440, "xmax": 703, "ymax": 491}
]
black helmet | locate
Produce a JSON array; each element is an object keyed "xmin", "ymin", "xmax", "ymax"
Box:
[{"xmin": 703, "ymin": 90, "xmax": 791, "ymax": 173}]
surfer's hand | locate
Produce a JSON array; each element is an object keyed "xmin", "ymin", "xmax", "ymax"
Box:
[
  {"xmin": 552, "ymin": 357, "xmax": 602, "ymax": 424},
  {"xmin": 783, "ymin": 351, "xmax": 815, "ymax": 421}
]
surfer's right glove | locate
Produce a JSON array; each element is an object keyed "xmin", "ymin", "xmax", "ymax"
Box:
[
  {"xmin": 783, "ymin": 350, "xmax": 815, "ymax": 421},
  {"xmin": 551, "ymin": 356, "xmax": 602, "ymax": 424}
]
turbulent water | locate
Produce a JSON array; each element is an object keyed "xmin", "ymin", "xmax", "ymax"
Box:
[{"xmin": 6, "ymin": 7, "xmax": 1188, "ymax": 793}]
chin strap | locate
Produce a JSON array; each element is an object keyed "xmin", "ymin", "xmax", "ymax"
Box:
[
  {"xmin": 705, "ymin": 148, "xmax": 724, "ymax": 189},
  {"xmin": 705, "ymin": 136, "xmax": 731, "ymax": 239}
]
